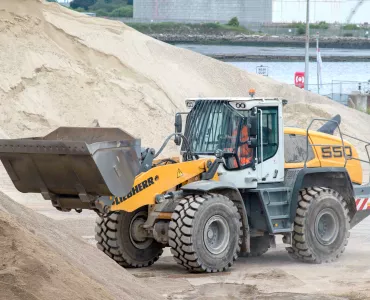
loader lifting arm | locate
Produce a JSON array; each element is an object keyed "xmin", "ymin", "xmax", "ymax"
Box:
[{"xmin": 0, "ymin": 126, "xmax": 216, "ymax": 216}]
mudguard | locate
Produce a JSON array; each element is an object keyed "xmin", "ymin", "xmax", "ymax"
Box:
[{"xmin": 351, "ymin": 184, "xmax": 370, "ymax": 229}]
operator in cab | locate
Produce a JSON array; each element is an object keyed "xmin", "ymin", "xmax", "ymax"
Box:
[{"xmin": 225, "ymin": 118, "xmax": 253, "ymax": 169}]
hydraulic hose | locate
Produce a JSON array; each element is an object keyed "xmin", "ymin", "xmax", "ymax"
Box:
[{"xmin": 154, "ymin": 133, "xmax": 193, "ymax": 160}]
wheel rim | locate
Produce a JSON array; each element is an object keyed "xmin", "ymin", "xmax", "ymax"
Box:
[
  {"xmin": 314, "ymin": 208, "xmax": 339, "ymax": 246},
  {"xmin": 129, "ymin": 211, "xmax": 153, "ymax": 250},
  {"xmin": 203, "ymin": 215, "xmax": 230, "ymax": 255}
]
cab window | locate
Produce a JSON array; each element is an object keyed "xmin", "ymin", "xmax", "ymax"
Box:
[{"xmin": 257, "ymin": 107, "xmax": 279, "ymax": 162}]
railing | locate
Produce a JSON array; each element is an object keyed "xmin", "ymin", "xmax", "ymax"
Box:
[
  {"xmin": 291, "ymin": 81, "xmax": 370, "ymax": 106},
  {"xmin": 342, "ymin": 133, "xmax": 370, "ymax": 184},
  {"xmin": 304, "ymin": 118, "xmax": 347, "ymax": 168},
  {"xmin": 342, "ymin": 133, "xmax": 370, "ymax": 165},
  {"xmin": 304, "ymin": 118, "xmax": 370, "ymax": 183}
]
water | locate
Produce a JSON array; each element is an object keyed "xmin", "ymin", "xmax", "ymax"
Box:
[
  {"xmin": 228, "ymin": 61, "xmax": 370, "ymax": 96},
  {"xmin": 176, "ymin": 44, "xmax": 370, "ymax": 57},
  {"xmin": 176, "ymin": 44, "xmax": 370, "ymax": 101}
]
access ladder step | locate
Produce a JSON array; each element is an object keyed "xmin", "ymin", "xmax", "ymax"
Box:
[
  {"xmin": 267, "ymin": 201, "xmax": 289, "ymax": 206},
  {"xmin": 270, "ymin": 215, "xmax": 290, "ymax": 220}
]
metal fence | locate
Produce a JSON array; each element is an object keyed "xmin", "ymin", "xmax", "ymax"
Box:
[
  {"xmin": 245, "ymin": 24, "xmax": 370, "ymax": 38},
  {"xmin": 303, "ymin": 80, "xmax": 370, "ymax": 105}
]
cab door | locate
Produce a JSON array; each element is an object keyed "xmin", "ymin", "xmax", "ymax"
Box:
[{"xmin": 255, "ymin": 106, "xmax": 284, "ymax": 183}]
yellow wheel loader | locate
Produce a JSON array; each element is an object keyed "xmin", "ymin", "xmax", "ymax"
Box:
[{"xmin": 1, "ymin": 97, "xmax": 370, "ymax": 273}]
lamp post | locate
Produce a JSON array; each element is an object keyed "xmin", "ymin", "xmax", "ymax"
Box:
[{"xmin": 304, "ymin": 0, "xmax": 310, "ymax": 90}]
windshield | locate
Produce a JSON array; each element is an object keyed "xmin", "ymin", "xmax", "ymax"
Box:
[{"xmin": 182, "ymin": 100, "xmax": 242, "ymax": 154}]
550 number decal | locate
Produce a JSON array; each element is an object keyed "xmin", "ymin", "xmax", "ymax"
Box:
[{"xmin": 321, "ymin": 146, "xmax": 353, "ymax": 158}]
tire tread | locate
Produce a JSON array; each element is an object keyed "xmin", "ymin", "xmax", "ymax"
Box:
[
  {"xmin": 95, "ymin": 212, "xmax": 163, "ymax": 268},
  {"xmin": 168, "ymin": 194, "xmax": 242, "ymax": 273},
  {"xmin": 286, "ymin": 187, "xmax": 350, "ymax": 264}
]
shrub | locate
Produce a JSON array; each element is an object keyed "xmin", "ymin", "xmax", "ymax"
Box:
[
  {"xmin": 109, "ymin": 6, "xmax": 133, "ymax": 17},
  {"xmin": 343, "ymin": 32, "xmax": 354, "ymax": 37},
  {"xmin": 202, "ymin": 23, "xmax": 220, "ymax": 30},
  {"xmin": 228, "ymin": 17, "xmax": 240, "ymax": 27},
  {"xmin": 291, "ymin": 21, "xmax": 304, "ymax": 28},
  {"xmin": 95, "ymin": 8, "xmax": 109, "ymax": 16},
  {"xmin": 311, "ymin": 21, "xmax": 329, "ymax": 29},
  {"xmin": 90, "ymin": 0, "xmax": 132, "ymax": 12},
  {"xmin": 297, "ymin": 24, "xmax": 306, "ymax": 35},
  {"xmin": 318, "ymin": 21, "xmax": 329, "ymax": 29},
  {"xmin": 343, "ymin": 24, "xmax": 359, "ymax": 30},
  {"xmin": 70, "ymin": 0, "xmax": 96, "ymax": 10}
]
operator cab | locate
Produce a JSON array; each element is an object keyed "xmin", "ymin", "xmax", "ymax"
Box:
[{"xmin": 175, "ymin": 96, "xmax": 286, "ymax": 188}]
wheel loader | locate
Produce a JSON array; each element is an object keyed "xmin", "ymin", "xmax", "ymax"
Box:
[{"xmin": 1, "ymin": 96, "xmax": 370, "ymax": 273}]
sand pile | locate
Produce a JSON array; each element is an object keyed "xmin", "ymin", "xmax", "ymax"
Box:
[
  {"xmin": 1, "ymin": 0, "xmax": 369, "ymax": 150},
  {"xmin": 0, "ymin": 191, "xmax": 163, "ymax": 300}
]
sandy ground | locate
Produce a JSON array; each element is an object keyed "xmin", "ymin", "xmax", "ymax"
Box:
[
  {"xmin": 12, "ymin": 199, "xmax": 369, "ymax": 300},
  {"xmin": 0, "ymin": 192, "xmax": 163, "ymax": 300},
  {"xmin": 0, "ymin": 211, "xmax": 115, "ymax": 300}
]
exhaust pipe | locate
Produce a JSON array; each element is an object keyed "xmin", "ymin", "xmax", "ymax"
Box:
[{"xmin": 317, "ymin": 114, "xmax": 341, "ymax": 135}]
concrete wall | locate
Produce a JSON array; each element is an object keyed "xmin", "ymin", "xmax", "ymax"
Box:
[
  {"xmin": 133, "ymin": 0, "xmax": 272, "ymax": 24},
  {"xmin": 348, "ymin": 92, "xmax": 370, "ymax": 112}
]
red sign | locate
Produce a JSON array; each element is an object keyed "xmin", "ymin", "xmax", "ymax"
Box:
[{"xmin": 294, "ymin": 72, "xmax": 305, "ymax": 89}]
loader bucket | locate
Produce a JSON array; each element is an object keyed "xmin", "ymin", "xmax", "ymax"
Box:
[{"xmin": 0, "ymin": 127, "xmax": 141, "ymax": 208}]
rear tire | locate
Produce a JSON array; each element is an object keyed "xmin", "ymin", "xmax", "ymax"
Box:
[
  {"xmin": 286, "ymin": 187, "xmax": 350, "ymax": 263},
  {"xmin": 168, "ymin": 193, "xmax": 242, "ymax": 273},
  {"xmin": 95, "ymin": 206, "xmax": 163, "ymax": 268}
]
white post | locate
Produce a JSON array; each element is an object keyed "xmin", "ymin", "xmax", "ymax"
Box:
[
  {"xmin": 304, "ymin": 0, "xmax": 310, "ymax": 90},
  {"xmin": 316, "ymin": 32, "xmax": 320, "ymax": 94}
]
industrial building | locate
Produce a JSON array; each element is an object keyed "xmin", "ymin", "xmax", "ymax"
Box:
[{"xmin": 133, "ymin": 0, "xmax": 273, "ymax": 24}]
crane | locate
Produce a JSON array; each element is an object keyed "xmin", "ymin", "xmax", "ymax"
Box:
[{"xmin": 346, "ymin": 0, "xmax": 365, "ymax": 23}]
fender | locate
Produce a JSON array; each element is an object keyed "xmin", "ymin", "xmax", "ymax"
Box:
[
  {"xmin": 289, "ymin": 167, "xmax": 356, "ymax": 222},
  {"xmin": 181, "ymin": 180, "xmax": 250, "ymax": 254}
]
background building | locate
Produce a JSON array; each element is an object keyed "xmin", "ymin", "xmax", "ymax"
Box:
[{"xmin": 133, "ymin": 0, "xmax": 273, "ymax": 24}]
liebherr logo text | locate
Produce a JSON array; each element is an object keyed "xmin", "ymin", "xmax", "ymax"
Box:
[{"xmin": 114, "ymin": 177, "xmax": 155, "ymax": 205}]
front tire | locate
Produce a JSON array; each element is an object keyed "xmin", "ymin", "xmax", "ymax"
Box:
[
  {"xmin": 286, "ymin": 187, "xmax": 350, "ymax": 263},
  {"xmin": 168, "ymin": 193, "xmax": 242, "ymax": 273},
  {"xmin": 95, "ymin": 206, "xmax": 163, "ymax": 268}
]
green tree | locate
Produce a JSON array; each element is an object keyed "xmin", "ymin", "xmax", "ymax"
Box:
[
  {"xmin": 227, "ymin": 17, "xmax": 240, "ymax": 27},
  {"xmin": 110, "ymin": 6, "xmax": 133, "ymax": 17},
  {"xmin": 90, "ymin": 0, "xmax": 128, "ymax": 10},
  {"xmin": 297, "ymin": 24, "xmax": 306, "ymax": 35},
  {"xmin": 70, "ymin": 0, "xmax": 96, "ymax": 10}
]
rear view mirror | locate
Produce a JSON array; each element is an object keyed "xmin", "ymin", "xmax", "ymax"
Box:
[
  {"xmin": 249, "ymin": 115, "xmax": 258, "ymax": 136},
  {"xmin": 174, "ymin": 114, "xmax": 182, "ymax": 146},
  {"xmin": 175, "ymin": 114, "xmax": 182, "ymax": 134},
  {"xmin": 251, "ymin": 107, "xmax": 258, "ymax": 116}
]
